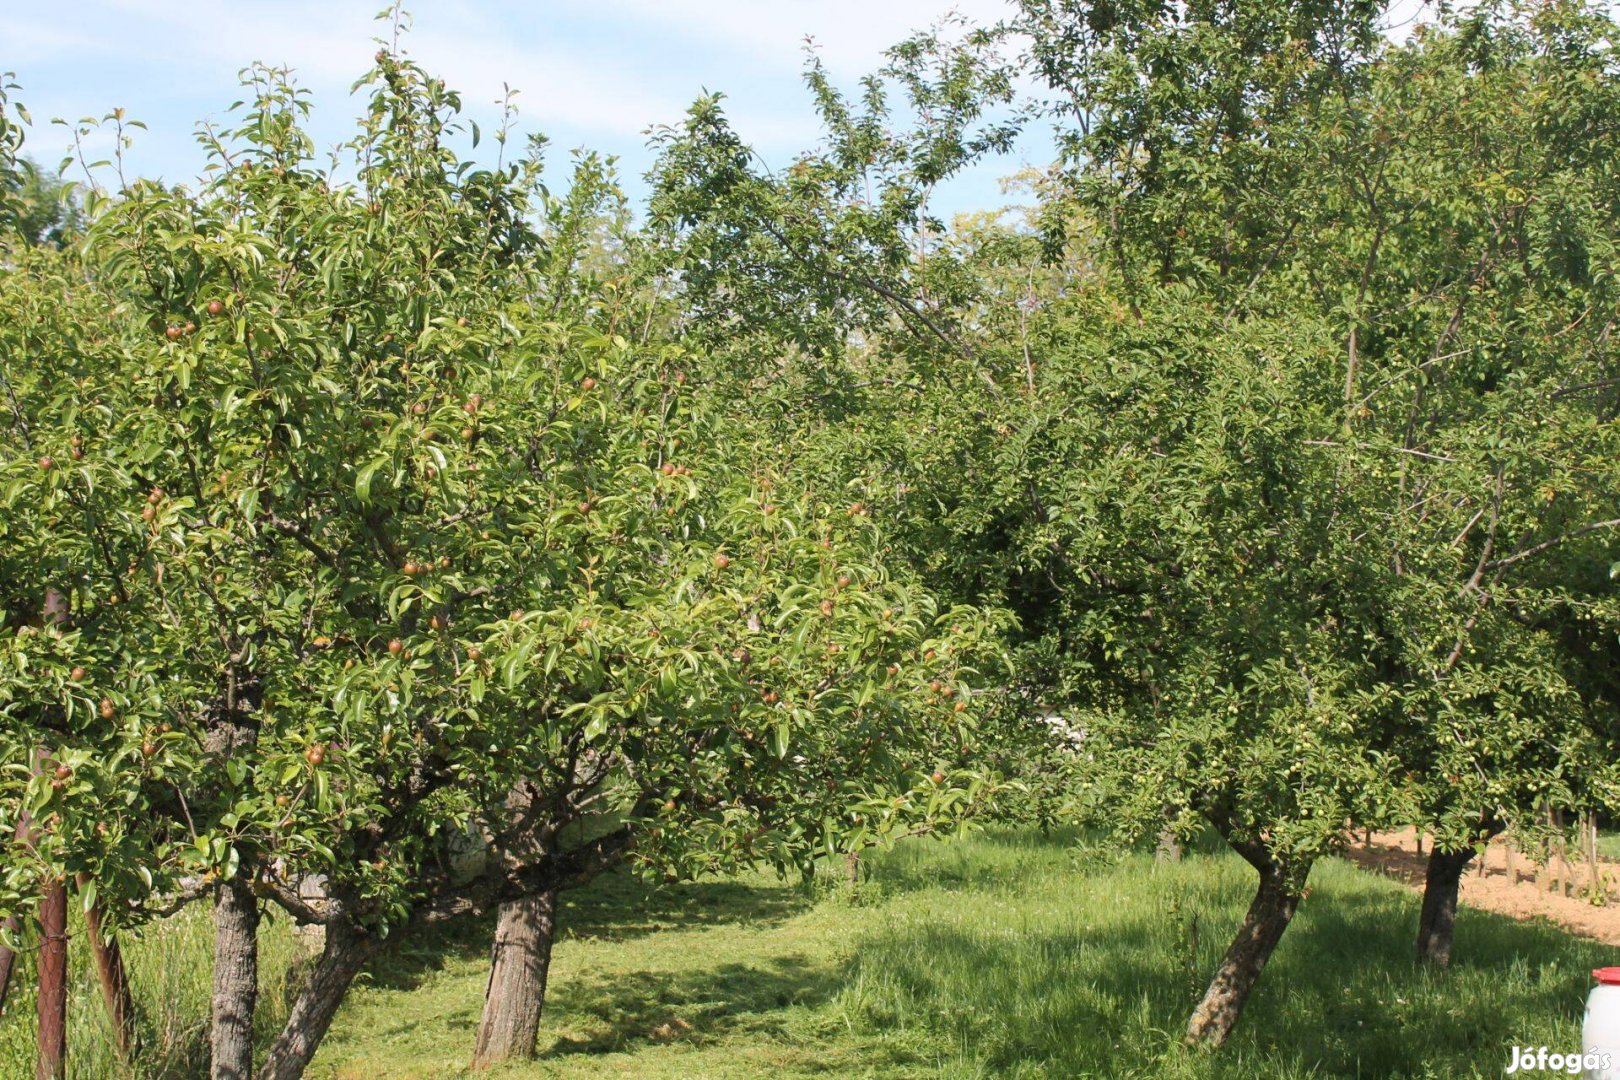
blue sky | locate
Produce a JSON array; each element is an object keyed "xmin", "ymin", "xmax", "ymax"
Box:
[{"xmin": 3, "ymin": 0, "xmax": 1050, "ymax": 219}]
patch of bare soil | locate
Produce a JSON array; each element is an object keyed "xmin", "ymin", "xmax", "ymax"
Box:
[{"xmin": 1342, "ymin": 830, "xmax": 1620, "ymax": 947}]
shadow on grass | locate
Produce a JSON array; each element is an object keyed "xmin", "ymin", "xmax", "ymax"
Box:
[
  {"xmin": 541, "ymin": 951, "xmax": 843, "ymax": 1058},
  {"xmin": 363, "ymin": 869, "xmax": 816, "ymax": 995},
  {"xmin": 839, "ymin": 843, "xmax": 1610, "ymax": 1079}
]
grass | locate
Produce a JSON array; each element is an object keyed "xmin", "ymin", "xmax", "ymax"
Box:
[{"xmin": 0, "ymin": 829, "xmax": 1610, "ymax": 1078}]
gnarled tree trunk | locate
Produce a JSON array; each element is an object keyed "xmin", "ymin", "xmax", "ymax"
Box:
[
  {"xmin": 212, "ymin": 877, "xmax": 261, "ymax": 1080},
  {"xmin": 473, "ymin": 885, "xmax": 560, "ymax": 1067},
  {"xmin": 1184, "ymin": 863, "xmax": 1302, "ymax": 1048},
  {"xmin": 256, "ymin": 921, "xmax": 376, "ymax": 1080},
  {"xmin": 1415, "ymin": 846, "xmax": 1474, "ymax": 967}
]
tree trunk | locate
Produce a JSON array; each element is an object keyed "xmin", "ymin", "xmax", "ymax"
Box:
[
  {"xmin": 0, "ymin": 913, "xmax": 19, "ymax": 1012},
  {"xmin": 1184, "ymin": 866, "xmax": 1301, "ymax": 1048},
  {"xmin": 256, "ymin": 922, "xmax": 374, "ymax": 1080},
  {"xmin": 1156, "ymin": 825, "xmax": 1183, "ymax": 863},
  {"xmin": 36, "ymin": 877, "xmax": 67, "ymax": 1080},
  {"xmin": 79, "ymin": 882, "xmax": 138, "ymax": 1060},
  {"xmin": 1415, "ymin": 847, "xmax": 1473, "ymax": 967},
  {"xmin": 472, "ymin": 887, "xmax": 560, "ymax": 1067},
  {"xmin": 212, "ymin": 877, "xmax": 261, "ymax": 1080}
]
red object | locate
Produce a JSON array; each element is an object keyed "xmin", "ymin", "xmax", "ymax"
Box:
[{"xmin": 1594, "ymin": 967, "xmax": 1620, "ymax": 985}]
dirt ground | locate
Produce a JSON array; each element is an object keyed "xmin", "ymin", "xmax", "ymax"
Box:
[{"xmin": 1343, "ymin": 830, "xmax": 1620, "ymax": 946}]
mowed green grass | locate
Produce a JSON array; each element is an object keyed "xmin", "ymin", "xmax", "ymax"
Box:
[{"xmin": 1, "ymin": 829, "xmax": 1609, "ymax": 1078}]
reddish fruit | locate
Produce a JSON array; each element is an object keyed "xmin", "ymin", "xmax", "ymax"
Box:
[
  {"xmin": 763, "ymin": 691, "xmax": 778, "ymax": 704},
  {"xmin": 510, "ymin": 609, "xmax": 525, "ymax": 621},
  {"xmin": 820, "ymin": 599, "xmax": 835, "ymax": 616},
  {"xmin": 165, "ymin": 325, "xmax": 183, "ymax": 340},
  {"xmin": 141, "ymin": 505, "xmax": 155, "ymax": 522},
  {"xmin": 412, "ymin": 402, "xmax": 428, "ymax": 415},
  {"xmin": 99, "ymin": 698, "xmax": 115, "ymax": 720},
  {"xmin": 663, "ymin": 799, "xmax": 678, "ymax": 812},
  {"xmin": 924, "ymin": 649, "xmax": 937, "ymax": 660},
  {"xmin": 930, "ymin": 680, "xmax": 943, "ymax": 693},
  {"xmin": 207, "ymin": 299, "xmax": 225, "ymax": 316},
  {"xmin": 157, "ymin": 723, "xmax": 172, "ymax": 734},
  {"xmin": 468, "ymin": 393, "xmax": 482, "ymax": 408},
  {"xmin": 581, "ymin": 377, "xmax": 597, "ymax": 391},
  {"xmin": 466, "ymin": 647, "xmax": 481, "ymax": 661},
  {"xmin": 438, "ymin": 556, "xmax": 450, "ymax": 569},
  {"xmin": 931, "ymin": 770, "xmax": 946, "ymax": 784},
  {"xmin": 954, "ymin": 701, "xmax": 967, "ymax": 713},
  {"xmin": 456, "ymin": 316, "xmax": 469, "ymax": 327},
  {"xmin": 429, "ymin": 615, "xmax": 446, "ymax": 631},
  {"xmin": 69, "ymin": 448, "xmax": 83, "ymax": 460},
  {"xmin": 275, "ymin": 794, "xmax": 291, "ymax": 807},
  {"xmin": 183, "ymin": 321, "xmax": 197, "ymax": 334},
  {"xmin": 70, "ymin": 435, "xmax": 83, "ymax": 448},
  {"xmin": 461, "ymin": 426, "xmax": 476, "ymax": 441},
  {"xmin": 887, "ymin": 664, "xmax": 900, "ymax": 676},
  {"xmin": 577, "ymin": 500, "xmax": 592, "ymax": 514},
  {"xmin": 69, "ymin": 666, "xmax": 86, "ymax": 682},
  {"xmin": 402, "ymin": 561, "xmax": 419, "ymax": 576},
  {"xmin": 713, "ymin": 553, "xmax": 731, "ymax": 569},
  {"xmin": 148, "ymin": 487, "xmax": 163, "ymax": 504},
  {"xmin": 837, "ymin": 575, "xmax": 851, "ymax": 588},
  {"xmin": 141, "ymin": 740, "xmax": 157, "ymax": 757},
  {"xmin": 463, "ymin": 401, "xmax": 479, "ymax": 415},
  {"xmin": 54, "ymin": 764, "xmax": 73, "ymax": 781},
  {"xmin": 661, "ymin": 463, "xmax": 677, "ymax": 476},
  {"xmin": 306, "ymin": 744, "xmax": 326, "ymax": 766},
  {"xmin": 37, "ymin": 456, "xmax": 54, "ymax": 471},
  {"xmin": 387, "ymin": 638, "xmax": 404, "ymax": 655}
]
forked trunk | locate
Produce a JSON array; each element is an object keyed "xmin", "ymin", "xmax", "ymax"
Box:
[
  {"xmin": 472, "ymin": 886, "xmax": 560, "ymax": 1067},
  {"xmin": 1184, "ymin": 866, "xmax": 1300, "ymax": 1048},
  {"xmin": 1415, "ymin": 847, "xmax": 1474, "ymax": 967},
  {"xmin": 256, "ymin": 922, "xmax": 375, "ymax": 1080},
  {"xmin": 212, "ymin": 876, "xmax": 261, "ymax": 1080}
]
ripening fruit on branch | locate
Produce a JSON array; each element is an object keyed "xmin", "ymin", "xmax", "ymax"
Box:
[
  {"xmin": 465, "ymin": 647, "xmax": 481, "ymax": 661},
  {"xmin": 306, "ymin": 744, "xmax": 326, "ymax": 766},
  {"xmin": 580, "ymin": 377, "xmax": 597, "ymax": 391},
  {"xmin": 100, "ymin": 698, "xmax": 115, "ymax": 720},
  {"xmin": 387, "ymin": 638, "xmax": 404, "ymax": 655},
  {"xmin": 165, "ymin": 325, "xmax": 182, "ymax": 340},
  {"xmin": 820, "ymin": 599, "xmax": 835, "ymax": 616},
  {"xmin": 713, "ymin": 553, "xmax": 731, "ymax": 569},
  {"xmin": 37, "ymin": 456, "xmax": 54, "ymax": 471},
  {"xmin": 206, "ymin": 299, "xmax": 225, "ymax": 316},
  {"xmin": 931, "ymin": 770, "xmax": 946, "ymax": 784},
  {"xmin": 69, "ymin": 667, "xmax": 86, "ymax": 682}
]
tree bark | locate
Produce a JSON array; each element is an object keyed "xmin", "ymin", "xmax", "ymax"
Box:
[
  {"xmin": 1415, "ymin": 846, "xmax": 1474, "ymax": 967},
  {"xmin": 1184, "ymin": 866, "xmax": 1301, "ymax": 1048},
  {"xmin": 472, "ymin": 886, "xmax": 560, "ymax": 1067},
  {"xmin": 212, "ymin": 876, "xmax": 261, "ymax": 1080},
  {"xmin": 256, "ymin": 922, "xmax": 375, "ymax": 1080},
  {"xmin": 0, "ymin": 913, "xmax": 19, "ymax": 1013},
  {"xmin": 81, "ymin": 886, "xmax": 138, "ymax": 1060},
  {"xmin": 36, "ymin": 877, "xmax": 67, "ymax": 1080}
]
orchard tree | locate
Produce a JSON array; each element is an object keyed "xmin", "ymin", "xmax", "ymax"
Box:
[{"xmin": 5, "ymin": 29, "xmax": 1003, "ymax": 1080}]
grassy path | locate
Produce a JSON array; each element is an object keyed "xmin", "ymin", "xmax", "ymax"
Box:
[
  {"xmin": 1, "ymin": 829, "xmax": 1611, "ymax": 1078},
  {"xmin": 311, "ymin": 831, "xmax": 1612, "ymax": 1079}
]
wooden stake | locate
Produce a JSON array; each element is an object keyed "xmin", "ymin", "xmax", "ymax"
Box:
[{"xmin": 36, "ymin": 877, "xmax": 67, "ymax": 1080}]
